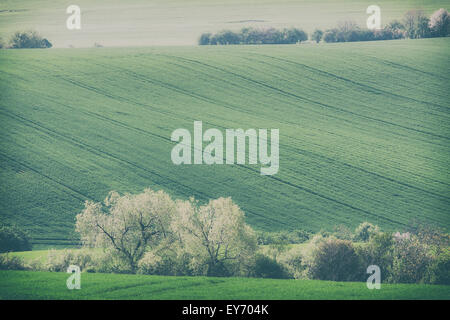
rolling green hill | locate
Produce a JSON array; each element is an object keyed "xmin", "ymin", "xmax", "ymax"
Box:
[
  {"xmin": 0, "ymin": 39, "xmax": 449, "ymax": 243},
  {"xmin": 1, "ymin": 270, "xmax": 449, "ymax": 299}
]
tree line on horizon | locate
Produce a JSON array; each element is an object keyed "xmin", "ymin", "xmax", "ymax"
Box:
[{"xmin": 199, "ymin": 8, "xmax": 450, "ymax": 45}]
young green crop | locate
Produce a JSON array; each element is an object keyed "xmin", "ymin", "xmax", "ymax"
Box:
[
  {"xmin": 0, "ymin": 39, "xmax": 449, "ymax": 244},
  {"xmin": 1, "ymin": 270, "xmax": 449, "ymax": 300}
]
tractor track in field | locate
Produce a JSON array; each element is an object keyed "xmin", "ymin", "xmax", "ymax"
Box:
[
  {"xmin": 374, "ymin": 58, "xmax": 450, "ymax": 82},
  {"xmin": 2, "ymin": 50, "xmax": 448, "ymax": 231},
  {"xmin": 43, "ymin": 102, "xmax": 450, "ymax": 219},
  {"xmin": 128, "ymin": 54, "xmax": 450, "ymax": 154},
  {"xmin": 2, "ymin": 99, "xmax": 440, "ymax": 227},
  {"xmin": 1, "ymin": 106, "xmax": 402, "ymax": 227},
  {"xmin": 93, "ymin": 279, "xmax": 208, "ymax": 297},
  {"xmin": 292, "ymin": 147, "xmax": 450, "ymax": 202},
  {"xmin": 251, "ymin": 53, "xmax": 450, "ymax": 113},
  {"xmin": 1, "ymin": 108, "xmax": 294, "ymax": 228},
  {"xmin": 0, "ymin": 109, "xmax": 212, "ymax": 200},
  {"xmin": 163, "ymin": 54, "xmax": 449, "ymax": 141},
  {"xmin": 62, "ymin": 63, "xmax": 442, "ymax": 222},
  {"xmin": 55, "ymin": 73, "xmax": 264, "ymax": 135},
  {"xmin": 0, "ymin": 152, "xmax": 88, "ymax": 202},
  {"xmin": 235, "ymin": 53, "xmax": 449, "ymax": 121},
  {"xmin": 93, "ymin": 58, "xmax": 449, "ymax": 171}
]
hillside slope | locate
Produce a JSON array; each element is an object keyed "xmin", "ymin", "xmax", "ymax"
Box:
[{"xmin": 0, "ymin": 39, "xmax": 449, "ymax": 242}]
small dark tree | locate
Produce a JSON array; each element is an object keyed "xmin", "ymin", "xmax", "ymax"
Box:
[
  {"xmin": 0, "ymin": 224, "xmax": 32, "ymax": 253},
  {"xmin": 9, "ymin": 31, "xmax": 52, "ymax": 48},
  {"xmin": 403, "ymin": 10, "xmax": 430, "ymax": 38},
  {"xmin": 283, "ymin": 28, "xmax": 308, "ymax": 43},
  {"xmin": 384, "ymin": 20, "xmax": 406, "ymax": 39},
  {"xmin": 215, "ymin": 30, "xmax": 241, "ymax": 45},
  {"xmin": 416, "ymin": 15, "xmax": 431, "ymax": 38},
  {"xmin": 311, "ymin": 29, "xmax": 323, "ymax": 43},
  {"xmin": 252, "ymin": 254, "xmax": 289, "ymax": 279},
  {"xmin": 386, "ymin": 20, "xmax": 405, "ymax": 33},
  {"xmin": 199, "ymin": 33, "xmax": 212, "ymax": 45},
  {"xmin": 307, "ymin": 237, "xmax": 363, "ymax": 281},
  {"xmin": 323, "ymin": 29, "xmax": 338, "ymax": 42},
  {"xmin": 356, "ymin": 232, "xmax": 394, "ymax": 280}
]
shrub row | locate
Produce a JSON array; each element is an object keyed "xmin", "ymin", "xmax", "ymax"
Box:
[
  {"xmin": 1, "ymin": 31, "xmax": 52, "ymax": 49},
  {"xmin": 314, "ymin": 9, "xmax": 449, "ymax": 43},
  {"xmin": 2, "ymin": 222, "xmax": 448, "ymax": 285},
  {"xmin": 268, "ymin": 228, "xmax": 450, "ymax": 285},
  {"xmin": 256, "ymin": 229, "xmax": 311, "ymax": 245},
  {"xmin": 199, "ymin": 8, "xmax": 449, "ymax": 45},
  {"xmin": 199, "ymin": 27, "xmax": 308, "ymax": 45}
]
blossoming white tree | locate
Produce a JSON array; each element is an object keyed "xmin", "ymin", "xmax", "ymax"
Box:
[
  {"xmin": 429, "ymin": 8, "xmax": 449, "ymax": 37},
  {"xmin": 173, "ymin": 197, "xmax": 257, "ymax": 276},
  {"xmin": 75, "ymin": 188, "xmax": 175, "ymax": 273}
]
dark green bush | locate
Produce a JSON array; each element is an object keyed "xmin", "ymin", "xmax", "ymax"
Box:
[
  {"xmin": 252, "ymin": 253, "xmax": 289, "ymax": 279},
  {"xmin": 323, "ymin": 29, "xmax": 339, "ymax": 43},
  {"xmin": 277, "ymin": 246, "xmax": 305, "ymax": 279},
  {"xmin": 332, "ymin": 225, "xmax": 353, "ymax": 240},
  {"xmin": 199, "ymin": 27, "xmax": 308, "ymax": 45},
  {"xmin": 311, "ymin": 29, "xmax": 324, "ymax": 43},
  {"xmin": 306, "ymin": 237, "xmax": 363, "ymax": 281},
  {"xmin": 256, "ymin": 229, "xmax": 310, "ymax": 245},
  {"xmin": 0, "ymin": 254, "xmax": 26, "ymax": 270},
  {"xmin": 199, "ymin": 33, "xmax": 212, "ymax": 45},
  {"xmin": 9, "ymin": 31, "xmax": 52, "ymax": 49},
  {"xmin": 354, "ymin": 222, "xmax": 380, "ymax": 242},
  {"xmin": 388, "ymin": 233, "xmax": 432, "ymax": 284},
  {"xmin": 356, "ymin": 232, "xmax": 394, "ymax": 281},
  {"xmin": 0, "ymin": 224, "xmax": 32, "ymax": 253},
  {"xmin": 425, "ymin": 249, "xmax": 450, "ymax": 285}
]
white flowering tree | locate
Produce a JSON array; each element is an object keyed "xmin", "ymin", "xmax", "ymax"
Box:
[
  {"xmin": 75, "ymin": 188, "xmax": 175, "ymax": 273},
  {"xmin": 173, "ymin": 197, "xmax": 257, "ymax": 276},
  {"xmin": 429, "ymin": 8, "xmax": 449, "ymax": 37}
]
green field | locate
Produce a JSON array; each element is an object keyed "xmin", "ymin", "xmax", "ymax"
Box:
[
  {"xmin": 1, "ymin": 270, "xmax": 449, "ymax": 299},
  {"xmin": 1, "ymin": 38, "xmax": 449, "ymax": 242}
]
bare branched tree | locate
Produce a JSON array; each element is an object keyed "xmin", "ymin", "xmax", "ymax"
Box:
[
  {"xmin": 173, "ymin": 197, "xmax": 257, "ymax": 276},
  {"xmin": 75, "ymin": 189, "xmax": 175, "ymax": 272}
]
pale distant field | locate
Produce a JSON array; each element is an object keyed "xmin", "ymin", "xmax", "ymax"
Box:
[{"xmin": 0, "ymin": 0, "xmax": 449, "ymax": 47}]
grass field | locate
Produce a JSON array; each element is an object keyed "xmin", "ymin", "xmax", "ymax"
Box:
[
  {"xmin": 1, "ymin": 38, "xmax": 449, "ymax": 243},
  {"xmin": 1, "ymin": 270, "xmax": 449, "ymax": 299},
  {"xmin": 1, "ymin": 0, "xmax": 449, "ymax": 47},
  {"xmin": 8, "ymin": 249, "xmax": 51, "ymax": 263}
]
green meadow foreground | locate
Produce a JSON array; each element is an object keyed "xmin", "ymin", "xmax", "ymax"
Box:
[
  {"xmin": 1, "ymin": 39, "xmax": 449, "ymax": 245},
  {"xmin": 1, "ymin": 270, "xmax": 449, "ymax": 300}
]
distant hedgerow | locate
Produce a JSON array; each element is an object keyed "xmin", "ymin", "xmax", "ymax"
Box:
[
  {"xmin": 9, "ymin": 31, "xmax": 52, "ymax": 49},
  {"xmin": 200, "ymin": 8, "xmax": 449, "ymax": 46},
  {"xmin": 199, "ymin": 27, "xmax": 308, "ymax": 45}
]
